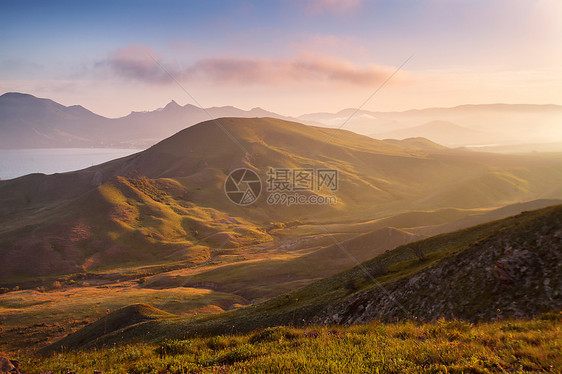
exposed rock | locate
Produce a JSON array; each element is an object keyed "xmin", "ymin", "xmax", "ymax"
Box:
[
  {"xmin": 0, "ymin": 357, "xmax": 15, "ymax": 373},
  {"xmin": 0, "ymin": 357, "xmax": 24, "ymax": 374},
  {"xmin": 314, "ymin": 208, "xmax": 562, "ymax": 324}
]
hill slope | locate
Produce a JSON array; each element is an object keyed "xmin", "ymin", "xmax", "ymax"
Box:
[
  {"xmin": 315, "ymin": 205, "xmax": 562, "ymax": 324},
  {"xmin": 30, "ymin": 317, "xmax": 561, "ymax": 373},
  {"xmin": 1, "ymin": 117, "xmax": 562, "ymax": 281},
  {"xmin": 44, "ymin": 205, "xmax": 562, "ymax": 351}
]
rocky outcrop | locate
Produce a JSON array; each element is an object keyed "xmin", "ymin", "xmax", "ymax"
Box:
[
  {"xmin": 315, "ymin": 208, "xmax": 562, "ymax": 324},
  {"xmin": 0, "ymin": 357, "xmax": 25, "ymax": 374}
]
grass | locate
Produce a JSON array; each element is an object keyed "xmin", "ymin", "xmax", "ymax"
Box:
[
  {"xmin": 146, "ymin": 226, "xmax": 411, "ymax": 302},
  {"xmin": 0, "ymin": 172, "xmax": 274, "ymax": 281},
  {"xmin": 4, "ymin": 199, "xmax": 556, "ymax": 353},
  {"xmin": 19, "ymin": 315, "xmax": 561, "ymax": 373},
  {"xmin": 0, "ymin": 284, "xmax": 246, "ymax": 354},
  {"xmin": 34, "ymin": 204, "xmax": 560, "ymax": 355}
]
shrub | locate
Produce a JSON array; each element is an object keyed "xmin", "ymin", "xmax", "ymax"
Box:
[
  {"xmin": 344, "ymin": 278, "xmax": 359, "ymax": 292},
  {"xmin": 156, "ymin": 339, "xmax": 195, "ymax": 356},
  {"xmin": 249, "ymin": 326, "xmax": 300, "ymax": 343},
  {"xmin": 411, "ymin": 243, "xmax": 426, "ymax": 262},
  {"xmin": 365, "ymin": 262, "xmax": 387, "ymax": 280},
  {"xmin": 207, "ymin": 346, "xmax": 254, "ymax": 366},
  {"xmin": 206, "ymin": 336, "xmax": 230, "ymax": 350}
]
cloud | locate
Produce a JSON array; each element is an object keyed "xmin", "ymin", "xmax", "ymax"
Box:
[
  {"xmin": 100, "ymin": 45, "xmax": 174, "ymax": 84},
  {"xmin": 186, "ymin": 55, "xmax": 391, "ymax": 85},
  {"xmin": 101, "ymin": 46, "xmax": 403, "ymax": 87}
]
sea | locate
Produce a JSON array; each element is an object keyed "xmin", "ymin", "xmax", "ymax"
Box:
[{"xmin": 0, "ymin": 148, "xmax": 144, "ymax": 180}]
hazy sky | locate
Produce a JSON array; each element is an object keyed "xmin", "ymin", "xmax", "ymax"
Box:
[{"xmin": 1, "ymin": 0, "xmax": 561, "ymax": 117}]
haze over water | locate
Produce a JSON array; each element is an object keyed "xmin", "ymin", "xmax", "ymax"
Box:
[{"xmin": 0, "ymin": 148, "xmax": 143, "ymax": 180}]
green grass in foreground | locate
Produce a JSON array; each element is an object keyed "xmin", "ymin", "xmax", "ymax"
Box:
[{"xmin": 23, "ymin": 314, "xmax": 561, "ymax": 373}]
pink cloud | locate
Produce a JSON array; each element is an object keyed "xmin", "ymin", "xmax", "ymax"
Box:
[
  {"xmin": 184, "ymin": 55, "xmax": 400, "ymax": 86},
  {"xmin": 101, "ymin": 45, "xmax": 406, "ymax": 87},
  {"xmin": 101, "ymin": 45, "xmax": 173, "ymax": 84}
]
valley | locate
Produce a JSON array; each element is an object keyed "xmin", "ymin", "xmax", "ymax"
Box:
[{"xmin": 1, "ymin": 117, "xmax": 561, "ymax": 358}]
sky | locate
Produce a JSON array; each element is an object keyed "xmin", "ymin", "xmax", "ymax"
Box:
[{"xmin": 1, "ymin": 0, "xmax": 561, "ymax": 118}]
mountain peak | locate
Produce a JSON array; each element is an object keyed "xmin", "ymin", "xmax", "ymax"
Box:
[
  {"xmin": 1, "ymin": 91, "xmax": 34, "ymax": 97},
  {"xmin": 164, "ymin": 100, "xmax": 181, "ymax": 110},
  {"xmin": 249, "ymin": 107, "xmax": 273, "ymax": 115},
  {"xmin": 0, "ymin": 92, "xmax": 39, "ymax": 102},
  {"xmin": 0, "ymin": 92, "xmax": 64, "ymax": 112}
]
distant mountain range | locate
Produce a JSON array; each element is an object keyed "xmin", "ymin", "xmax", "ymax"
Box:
[
  {"xmin": 375, "ymin": 120, "xmax": 492, "ymax": 147},
  {"xmin": 2, "ymin": 92, "xmax": 562, "ymax": 149},
  {"xmin": 0, "ymin": 92, "xmax": 293, "ymax": 149},
  {"xmin": 299, "ymin": 104, "xmax": 562, "ymax": 148}
]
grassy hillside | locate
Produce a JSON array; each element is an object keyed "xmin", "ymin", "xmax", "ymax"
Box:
[
  {"xmin": 19, "ymin": 315, "xmax": 562, "ymax": 373},
  {"xmin": 1, "ymin": 117, "xmax": 562, "ymax": 281},
  {"xmin": 140, "ymin": 226, "xmax": 421, "ymax": 302},
  {"xmin": 0, "ymin": 174, "xmax": 271, "ymax": 280},
  {"xmin": 43, "ymin": 205, "xmax": 561, "ymax": 352}
]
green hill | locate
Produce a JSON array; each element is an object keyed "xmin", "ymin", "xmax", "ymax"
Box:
[
  {"xmin": 43, "ymin": 204, "xmax": 561, "ymax": 352},
  {"xmin": 1, "ymin": 118, "xmax": 562, "ymax": 282},
  {"xmin": 28, "ymin": 316, "xmax": 561, "ymax": 373}
]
